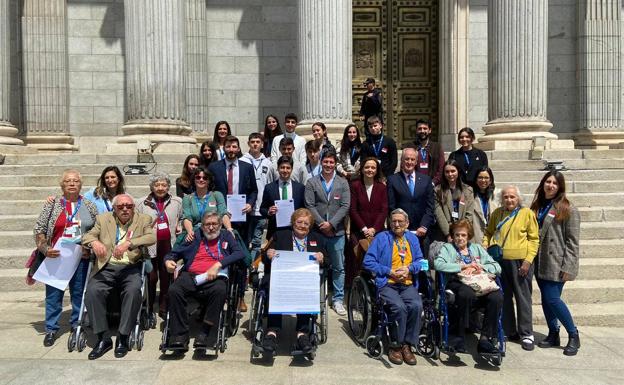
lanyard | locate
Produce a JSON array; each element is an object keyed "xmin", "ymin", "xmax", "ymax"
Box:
[
  {"xmin": 103, "ymin": 198, "xmax": 112, "ymax": 212},
  {"xmin": 479, "ymin": 194, "xmax": 489, "ymax": 223},
  {"xmin": 153, "ymin": 198, "xmax": 166, "ymax": 221},
  {"xmin": 372, "ymin": 135, "xmax": 384, "ymax": 157},
  {"xmin": 115, "ymin": 224, "xmax": 128, "ymax": 246},
  {"xmin": 320, "ymin": 173, "xmax": 336, "ymax": 199},
  {"xmin": 419, "ymin": 146, "xmax": 427, "ymax": 162},
  {"xmin": 62, "ymin": 197, "xmax": 82, "ymax": 223},
  {"xmin": 308, "ymin": 163, "xmax": 321, "ymax": 177},
  {"xmin": 194, "ymin": 192, "xmax": 210, "ymax": 218},
  {"xmin": 496, "ymin": 207, "xmax": 520, "ymax": 231},
  {"xmin": 452, "ymin": 199, "xmax": 460, "ymax": 215},
  {"xmin": 394, "ymin": 237, "xmax": 408, "ymax": 264},
  {"xmin": 537, "ymin": 201, "xmax": 554, "ymax": 226},
  {"xmin": 218, "ymin": 147, "xmax": 225, "ymax": 160},
  {"xmin": 251, "ymin": 158, "xmax": 262, "ymax": 173},
  {"xmin": 203, "ymin": 238, "xmax": 223, "ymax": 261},
  {"xmin": 351, "ymin": 147, "xmax": 357, "ymax": 161},
  {"xmin": 454, "ymin": 245, "xmax": 473, "ymax": 264},
  {"xmin": 293, "ymin": 236, "xmax": 307, "ymax": 252}
]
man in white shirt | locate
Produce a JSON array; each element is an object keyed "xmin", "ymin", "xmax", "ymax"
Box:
[
  {"xmin": 270, "ymin": 113, "xmax": 307, "ymax": 165},
  {"xmin": 270, "ymin": 137, "xmax": 308, "ymax": 183}
]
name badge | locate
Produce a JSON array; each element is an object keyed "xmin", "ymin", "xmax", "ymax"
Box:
[
  {"xmin": 222, "ymin": 241, "xmax": 228, "ymax": 249},
  {"xmin": 419, "ymin": 162, "xmax": 429, "ymax": 169},
  {"xmin": 157, "ymin": 222, "xmax": 169, "ymax": 230},
  {"xmin": 398, "ymin": 251, "xmax": 406, "ymax": 257},
  {"xmin": 64, "ymin": 221, "xmax": 82, "ymax": 237},
  {"xmin": 310, "ymin": 241, "xmax": 317, "ymax": 247},
  {"xmin": 452, "ymin": 211, "xmax": 459, "ymax": 220},
  {"xmin": 334, "ymin": 195, "xmax": 341, "ymax": 200},
  {"xmin": 208, "ymin": 202, "xmax": 216, "ymax": 207},
  {"xmin": 381, "ymin": 147, "xmax": 388, "ymax": 153}
]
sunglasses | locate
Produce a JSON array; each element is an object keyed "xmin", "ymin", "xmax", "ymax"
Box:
[
  {"xmin": 115, "ymin": 203, "xmax": 134, "ymax": 210},
  {"xmin": 195, "ymin": 175, "xmax": 208, "ymax": 181}
]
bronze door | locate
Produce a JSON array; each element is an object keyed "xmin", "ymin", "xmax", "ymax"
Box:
[{"xmin": 353, "ymin": 0, "xmax": 438, "ymax": 146}]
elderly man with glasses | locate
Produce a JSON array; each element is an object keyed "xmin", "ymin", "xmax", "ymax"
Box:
[{"xmin": 82, "ymin": 194, "xmax": 156, "ymax": 360}]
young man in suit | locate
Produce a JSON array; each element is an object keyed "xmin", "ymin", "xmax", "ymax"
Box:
[
  {"xmin": 411, "ymin": 119, "xmax": 445, "ymax": 186},
  {"xmin": 260, "ymin": 156, "xmax": 306, "ymax": 240},
  {"xmin": 386, "ymin": 147, "xmax": 435, "ymax": 256},
  {"xmin": 360, "ymin": 115, "xmax": 398, "ymax": 179},
  {"xmin": 304, "ymin": 150, "xmax": 351, "ymax": 316}
]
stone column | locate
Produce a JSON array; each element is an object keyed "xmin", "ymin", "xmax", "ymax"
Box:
[
  {"xmin": 480, "ymin": 0, "xmax": 557, "ymax": 150},
  {"xmin": 438, "ymin": 0, "xmax": 469, "ymax": 151},
  {"xmin": 119, "ymin": 0, "xmax": 194, "ymax": 144},
  {"xmin": 21, "ymin": 0, "xmax": 75, "ymax": 150},
  {"xmin": 576, "ymin": 0, "xmax": 624, "ymax": 148},
  {"xmin": 0, "ymin": 0, "xmax": 23, "ymax": 146},
  {"xmin": 298, "ymin": 0, "xmax": 352, "ymax": 137},
  {"xmin": 186, "ymin": 0, "xmax": 209, "ymax": 141}
]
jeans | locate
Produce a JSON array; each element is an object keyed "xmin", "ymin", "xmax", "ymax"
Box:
[
  {"xmin": 323, "ymin": 234, "xmax": 345, "ymax": 303},
  {"xmin": 537, "ymin": 278, "xmax": 577, "ymax": 335},
  {"xmin": 45, "ymin": 258, "xmax": 89, "ymax": 333},
  {"xmin": 248, "ymin": 216, "xmax": 267, "ymax": 261}
]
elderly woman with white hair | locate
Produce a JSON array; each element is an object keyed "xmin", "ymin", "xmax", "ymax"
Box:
[
  {"xmin": 484, "ymin": 185, "xmax": 539, "ymax": 351},
  {"xmin": 136, "ymin": 172, "xmax": 183, "ymax": 326}
]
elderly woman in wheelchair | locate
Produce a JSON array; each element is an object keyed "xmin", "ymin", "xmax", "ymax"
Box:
[
  {"xmin": 361, "ymin": 208, "xmax": 427, "ymax": 366},
  {"xmin": 434, "ymin": 219, "xmax": 503, "ymax": 356}
]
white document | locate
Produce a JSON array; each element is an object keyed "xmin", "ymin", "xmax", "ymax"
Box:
[
  {"xmin": 269, "ymin": 250, "xmax": 320, "ymax": 314},
  {"xmin": 227, "ymin": 194, "xmax": 247, "ymax": 222},
  {"xmin": 33, "ymin": 239, "xmax": 83, "ymax": 291},
  {"xmin": 193, "ymin": 267, "xmax": 229, "ymax": 286},
  {"xmin": 275, "ymin": 199, "xmax": 295, "ymax": 228}
]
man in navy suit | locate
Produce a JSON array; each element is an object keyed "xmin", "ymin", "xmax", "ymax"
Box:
[
  {"xmin": 208, "ymin": 135, "xmax": 258, "ymax": 246},
  {"xmin": 386, "ymin": 147, "xmax": 434, "ymax": 256},
  {"xmin": 260, "ymin": 156, "xmax": 306, "ymax": 240}
]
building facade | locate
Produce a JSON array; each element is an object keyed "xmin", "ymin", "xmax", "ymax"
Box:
[{"xmin": 0, "ymin": 0, "xmax": 622, "ymax": 153}]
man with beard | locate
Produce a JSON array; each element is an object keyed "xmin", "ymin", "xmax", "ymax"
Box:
[
  {"xmin": 270, "ymin": 113, "xmax": 307, "ymax": 165},
  {"xmin": 164, "ymin": 211, "xmax": 245, "ymax": 351},
  {"xmin": 359, "ymin": 77, "xmax": 383, "ymax": 139},
  {"xmin": 360, "ymin": 115, "xmax": 398, "ymax": 179},
  {"xmin": 410, "ymin": 119, "xmax": 445, "ymax": 186}
]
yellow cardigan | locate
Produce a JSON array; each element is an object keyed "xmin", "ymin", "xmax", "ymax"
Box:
[{"xmin": 483, "ymin": 207, "xmax": 539, "ymax": 263}]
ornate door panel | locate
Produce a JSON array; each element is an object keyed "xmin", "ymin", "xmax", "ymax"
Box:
[{"xmin": 353, "ymin": 1, "xmax": 438, "ymax": 146}]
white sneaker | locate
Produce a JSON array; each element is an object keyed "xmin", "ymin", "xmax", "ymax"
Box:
[{"xmin": 333, "ymin": 301, "xmax": 347, "ymax": 316}]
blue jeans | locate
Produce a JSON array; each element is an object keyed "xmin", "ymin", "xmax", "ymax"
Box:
[
  {"xmin": 248, "ymin": 216, "xmax": 267, "ymax": 261},
  {"xmin": 537, "ymin": 278, "xmax": 577, "ymax": 335},
  {"xmin": 323, "ymin": 234, "xmax": 345, "ymax": 303},
  {"xmin": 45, "ymin": 258, "xmax": 89, "ymax": 333}
]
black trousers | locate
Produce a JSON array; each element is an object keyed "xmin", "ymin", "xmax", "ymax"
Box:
[
  {"xmin": 85, "ymin": 263, "xmax": 143, "ymax": 336},
  {"xmin": 167, "ymin": 271, "xmax": 227, "ymax": 337},
  {"xmin": 446, "ymin": 279, "xmax": 503, "ymax": 338},
  {"xmin": 500, "ymin": 259, "xmax": 534, "ymax": 338},
  {"xmin": 261, "ymin": 275, "xmax": 312, "ymax": 334}
]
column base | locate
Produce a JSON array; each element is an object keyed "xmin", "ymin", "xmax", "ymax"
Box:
[
  {"xmin": 107, "ymin": 141, "xmax": 198, "ymax": 155},
  {"xmin": 122, "ymin": 121, "xmax": 194, "ymax": 138},
  {"xmin": 574, "ymin": 130, "xmax": 624, "ymax": 149},
  {"xmin": 0, "ymin": 124, "xmax": 24, "ymax": 145},
  {"xmin": 117, "ymin": 133, "xmax": 197, "ymax": 145},
  {"xmin": 23, "ymin": 135, "xmax": 77, "ymax": 151},
  {"xmin": 476, "ymin": 138, "xmax": 575, "ymax": 151}
]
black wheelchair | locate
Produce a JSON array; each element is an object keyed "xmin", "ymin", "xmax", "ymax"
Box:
[
  {"xmin": 347, "ymin": 270, "xmax": 440, "ymax": 360},
  {"xmin": 249, "ymin": 265, "xmax": 329, "ymax": 362}
]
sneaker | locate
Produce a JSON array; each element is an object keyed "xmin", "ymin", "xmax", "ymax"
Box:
[
  {"xmin": 521, "ymin": 337, "xmax": 535, "ymax": 351},
  {"xmin": 193, "ymin": 332, "xmax": 208, "ymax": 348},
  {"xmin": 296, "ymin": 334, "xmax": 313, "ymax": 353},
  {"xmin": 333, "ymin": 301, "xmax": 347, "ymax": 316},
  {"xmin": 262, "ymin": 333, "xmax": 278, "ymax": 354}
]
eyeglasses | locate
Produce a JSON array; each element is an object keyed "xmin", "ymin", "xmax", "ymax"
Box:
[
  {"xmin": 195, "ymin": 175, "xmax": 208, "ymax": 181},
  {"xmin": 477, "ymin": 176, "xmax": 491, "ymax": 180},
  {"xmin": 202, "ymin": 222, "xmax": 220, "ymax": 228},
  {"xmin": 115, "ymin": 203, "xmax": 134, "ymax": 210}
]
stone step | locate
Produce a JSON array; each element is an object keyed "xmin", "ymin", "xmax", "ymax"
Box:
[
  {"xmin": 579, "ymin": 221, "xmax": 624, "ymax": 240},
  {"xmin": 580, "ymin": 239, "xmax": 623, "ymax": 258},
  {"xmin": 493, "ymin": 169, "xmax": 624, "ymax": 181},
  {"xmin": 578, "ymin": 258, "xmax": 624, "ymax": 280},
  {"xmin": 505, "ymin": 180, "xmax": 624, "ymax": 194},
  {"xmin": 577, "ymin": 207, "xmax": 624, "ymax": 222},
  {"xmin": 532, "ymin": 302, "xmax": 624, "ymax": 327},
  {"xmin": 488, "ymin": 159, "xmax": 624, "ymax": 171},
  {"xmin": 485, "ymin": 149, "xmax": 624, "ymax": 161},
  {"xmin": 532, "ymin": 279, "xmax": 624, "ymax": 304},
  {"xmin": 2, "ymin": 153, "xmax": 189, "ymax": 165},
  {"xmin": 0, "ymin": 174, "xmax": 152, "ymax": 187},
  {"xmin": 0, "ymin": 186, "xmax": 152, "ymax": 201},
  {"xmin": 0, "ymin": 231, "xmax": 35, "ymax": 249},
  {"xmin": 0, "ymin": 163, "xmax": 181, "ymax": 176},
  {"xmin": 0, "ymin": 248, "xmax": 34, "ymax": 269},
  {"xmin": 0, "ymin": 215, "xmax": 38, "ymax": 231},
  {"xmin": 0, "ymin": 268, "xmax": 40, "ymax": 291}
]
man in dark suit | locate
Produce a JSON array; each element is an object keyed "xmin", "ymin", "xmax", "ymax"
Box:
[
  {"xmin": 360, "ymin": 116, "xmax": 397, "ymax": 179},
  {"xmin": 208, "ymin": 135, "xmax": 258, "ymax": 246},
  {"xmin": 410, "ymin": 119, "xmax": 445, "ymax": 186},
  {"xmin": 387, "ymin": 147, "xmax": 435, "ymax": 256},
  {"xmin": 260, "ymin": 156, "xmax": 306, "ymax": 240}
]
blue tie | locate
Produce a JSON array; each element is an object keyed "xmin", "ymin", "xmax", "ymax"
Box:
[{"xmin": 408, "ymin": 174, "xmax": 415, "ymax": 196}]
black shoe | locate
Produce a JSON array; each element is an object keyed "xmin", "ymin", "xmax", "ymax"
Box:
[
  {"xmin": 169, "ymin": 334, "xmax": 189, "ymax": 350},
  {"xmin": 262, "ymin": 333, "xmax": 278, "ymax": 354},
  {"xmin": 450, "ymin": 336, "xmax": 466, "ymax": 353},
  {"xmin": 194, "ymin": 332, "xmax": 209, "ymax": 349},
  {"xmin": 538, "ymin": 329, "xmax": 560, "ymax": 348},
  {"xmin": 477, "ymin": 338, "xmax": 499, "ymax": 355},
  {"xmin": 563, "ymin": 332, "xmax": 580, "ymax": 356},
  {"xmin": 114, "ymin": 335, "xmax": 129, "ymax": 358},
  {"xmin": 43, "ymin": 331, "xmax": 56, "ymax": 347},
  {"xmin": 88, "ymin": 338, "xmax": 113, "ymax": 360},
  {"xmin": 521, "ymin": 338, "xmax": 535, "ymax": 351},
  {"xmin": 148, "ymin": 312, "xmax": 157, "ymax": 329},
  {"xmin": 296, "ymin": 334, "xmax": 313, "ymax": 354}
]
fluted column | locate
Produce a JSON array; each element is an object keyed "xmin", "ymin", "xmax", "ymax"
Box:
[
  {"xmin": 120, "ymin": 0, "xmax": 194, "ymax": 144},
  {"xmin": 0, "ymin": 0, "xmax": 22, "ymax": 145},
  {"xmin": 298, "ymin": 0, "xmax": 352, "ymax": 136},
  {"xmin": 21, "ymin": 0, "xmax": 74, "ymax": 150},
  {"xmin": 480, "ymin": 0, "xmax": 556, "ymax": 148},
  {"xmin": 576, "ymin": 0, "xmax": 624, "ymax": 148},
  {"xmin": 186, "ymin": 0, "xmax": 209, "ymax": 140},
  {"xmin": 438, "ymin": 0, "xmax": 469, "ymax": 151}
]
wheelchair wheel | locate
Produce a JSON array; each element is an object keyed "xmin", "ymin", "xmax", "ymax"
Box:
[
  {"xmin": 77, "ymin": 330, "xmax": 87, "ymax": 352},
  {"xmin": 319, "ymin": 279, "xmax": 329, "ymax": 344},
  {"xmin": 365, "ymin": 335, "xmax": 384, "ymax": 359},
  {"xmin": 128, "ymin": 330, "xmax": 136, "ymax": 351},
  {"xmin": 67, "ymin": 329, "xmax": 76, "ymax": 352},
  {"xmin": 248, "ymin": 289, "xmax": 258, "ymax": 337},
  {"xmin": 137, "ymin": 330, "xmax": 145, "ymax": 351},
  {"xmin": 348, "ymin": 276, "xmax": 373, "ymax": 345}
]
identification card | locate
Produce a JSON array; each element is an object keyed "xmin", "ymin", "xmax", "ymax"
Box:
[
  {"xmin": 419, "ymin": 162, "xmax": 429, "ymax": 169},
  {"xmin": 63, "ymin": 221, "xmax": 82, "ymax": 237},
  {"xmin": 452, "ymin": 211, "xmax": 459, "ymax": 220},
  {"xmin": 157, "ymin": 222, "xmax": 169, "ymax": 230},
  {"xmin": 208, "ymin": 201, "xmax": 216, "ymax": 207}
]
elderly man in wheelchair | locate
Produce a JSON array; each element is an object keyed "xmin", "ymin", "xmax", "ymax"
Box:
[
  {"xmin": 163, "ymin": 211, "xmax": 245, "ymax": 352},
  {"xmin": 361, "ymin": 208, "xmax": 427, "ymax": 365}
]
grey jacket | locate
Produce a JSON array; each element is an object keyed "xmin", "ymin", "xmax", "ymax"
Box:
[
  {"xmin": 433, "ymin": 184, "xmax": 474, "ymax": 240},
  {"xmin": 472, "ymin": 191, "xmax": 499, "ymax": 245},
  {"xmin": 535, "ymin": 205, "xmax": 581, "ymax": 282},
  {"xmin": 136, "ymin": 193, "xmax": 183, "ymax": 258},
  {"xmin": 304, "ymin": 173, "xmax": 351, "ymax": 236}
]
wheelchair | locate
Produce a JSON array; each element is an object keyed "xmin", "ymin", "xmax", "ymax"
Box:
[
  {"xmin": 347, "ymin": 269, "xmax": 440, "ymax": 360},
  {"xmin": 249, "ymin": 265, "xmax": 329, "ymax": 362},
  {"xmin": 437, "ymin": 272, "xmax": 506, "ymax": 366},
  {"xmin": 68, "ymin": 257, "xmax": 151, "ymax": 353},
  {"xmin": 159, "ymin": 260, "xmax": 245, "ymax": 357}
]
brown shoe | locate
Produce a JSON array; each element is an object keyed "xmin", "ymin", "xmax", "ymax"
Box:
[
  {"xmin": 402, "ymin": 344, "xmax": 417, "ymax": 365},
  {"xmin": 238, "ymin": 298, "xmax": 248, "ymax": 312},
  {"xmin": 388, "ymin": 347, "xmax": 403, "ymax": 365}
]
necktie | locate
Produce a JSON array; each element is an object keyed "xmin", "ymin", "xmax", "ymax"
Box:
[
  {"xmin": 281, "ymin": 182, "xmax": 288, "ymax": 200},
  {"xmin": 408, "ymin": 174, "xmax": 415, "ymax": 196},
  {"xmin": 227, "ymin": 163, "xmax": 234, "ymax": 195}
]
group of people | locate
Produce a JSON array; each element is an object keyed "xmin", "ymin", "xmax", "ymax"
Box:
[{"xmin": 31, "ymin": 112, "xmax": 581, "ymax": 364}]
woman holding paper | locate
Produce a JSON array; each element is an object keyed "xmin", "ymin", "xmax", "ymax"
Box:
[
  {"xmin": 261, "ymin": 208, "xmax": 326, "ymax": 356},
  {"xmin": 33, "ymin": 169, "xmax": 98, "ymax": 347},
  {"xmin": 178, "ymin": 166, "xmax": 231, "ymax": 245}
]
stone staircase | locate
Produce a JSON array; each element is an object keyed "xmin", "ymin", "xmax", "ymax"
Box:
[{"xmin": 0, "ymin": 150, "xmax": 623, "ymax": 327}]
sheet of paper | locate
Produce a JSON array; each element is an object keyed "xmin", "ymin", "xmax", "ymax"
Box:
[
  {"xmin": 268, "ymin": 250, "xmax": 320, "ymax": 314},
  {"xmin": 33, "ymin": 239, "xmax": 83, "ymax": 291},
  {"xmin": 275, "ymin": 199, "xmax": 295, "ymax": 228},
  {"xmin": 227, "ymin": 194, "xmax": 247, "ymax": 222}
]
